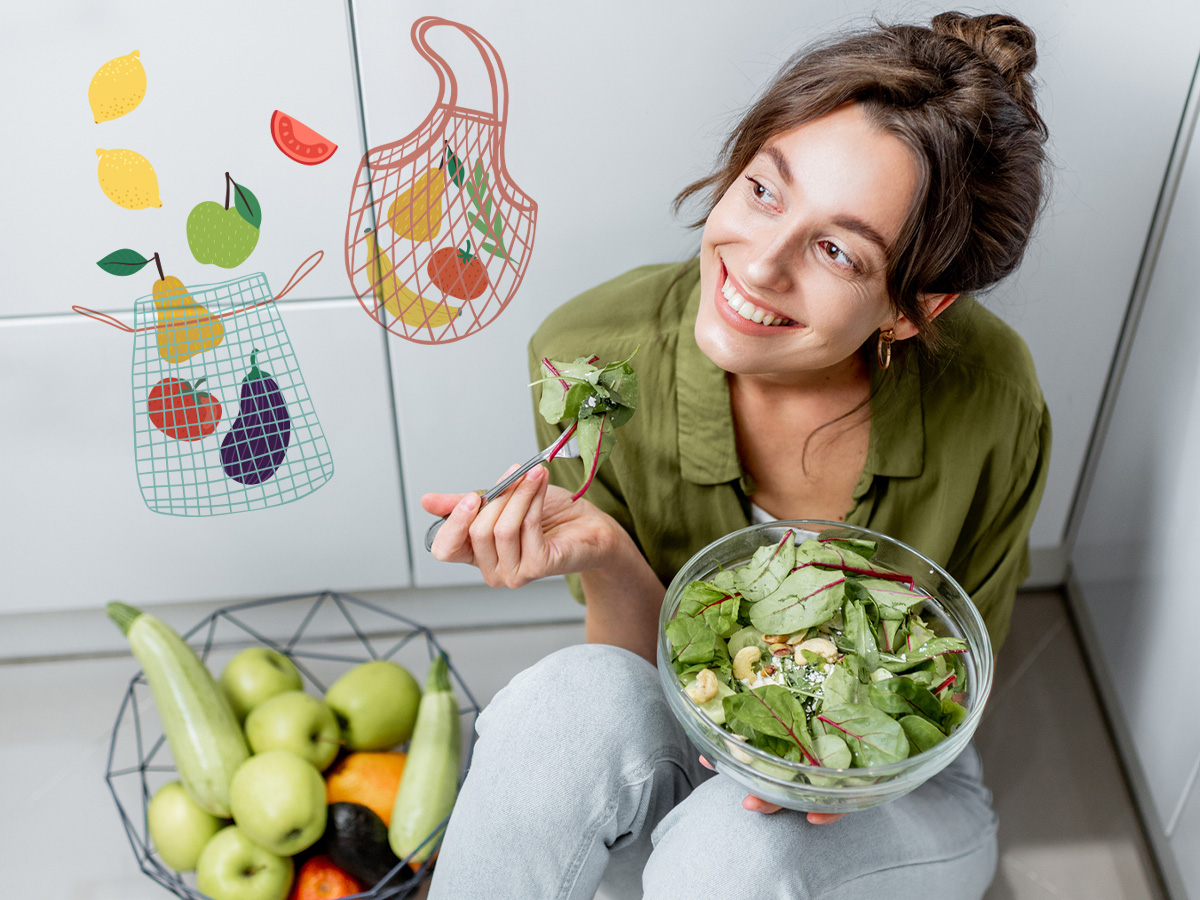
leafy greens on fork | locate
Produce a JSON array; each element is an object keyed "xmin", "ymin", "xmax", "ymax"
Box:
[{"xmin": 532, "ymin": 349, "xmax": 638, "ymax": 501}]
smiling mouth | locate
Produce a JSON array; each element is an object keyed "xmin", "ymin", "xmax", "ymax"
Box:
[{"xmin": 718, "ymin": 262, "xmax": 797, "ymax": 327}]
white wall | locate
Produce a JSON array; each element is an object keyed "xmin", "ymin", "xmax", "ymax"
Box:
[{"xmin": 2, "ymin": 1, "xmax": 1199, "ymax": 624}]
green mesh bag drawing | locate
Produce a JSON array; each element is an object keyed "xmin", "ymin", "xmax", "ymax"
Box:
[{"xmin": 75, "ymin": 254, "xmax": 333, "ymax": 516}]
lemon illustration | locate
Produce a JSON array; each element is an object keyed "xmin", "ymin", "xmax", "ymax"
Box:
[
  {"xmin": 88, "ymin": 50, "xmax": 146, "ymax": 123},
  {"xmin": 96, "ymin": 148, "xmax": 162, "ymax": 209}
]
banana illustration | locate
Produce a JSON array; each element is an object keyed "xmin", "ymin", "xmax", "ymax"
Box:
[
  {"xmin": 363, "ymin": 230, "xmax": 460, "ymax": 328},
  {"xmin": 89, "ymin": 50, "xmax": 147, "ymax": 123},
  {"xmin": 386, "ymin": 165, "xmax": 446, "ymax": 242}
]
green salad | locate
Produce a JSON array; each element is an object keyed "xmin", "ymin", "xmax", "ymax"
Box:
[
  {"xmin": 665, "ymin": 530, "xmax": 970, "ymax": 770},
  {"xmin": 532, "ymin": 350, "xmax": 637, "ymax": 501}
]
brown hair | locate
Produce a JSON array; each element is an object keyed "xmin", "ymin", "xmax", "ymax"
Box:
[{"xmin": 674, "ymin": 11, "xmax": 1050, "ymax": 350}]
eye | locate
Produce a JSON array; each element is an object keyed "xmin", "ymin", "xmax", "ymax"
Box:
[
  {"xmin": 743, "ymin": 175, "xmax": 777, "ymax": 206},
  {"xmin": 819, "ymin": 240, "xmax": 858, "ymax": 272}
]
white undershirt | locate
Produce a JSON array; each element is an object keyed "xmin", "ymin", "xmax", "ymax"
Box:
[{"xmin": 749, "ymin": 502, "xmax": 778, "ymax": 525}]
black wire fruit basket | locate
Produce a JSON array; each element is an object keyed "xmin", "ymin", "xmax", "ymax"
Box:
[{"xmin": 105, "ymin": 590, "xmax": 482, "ymax": 900}]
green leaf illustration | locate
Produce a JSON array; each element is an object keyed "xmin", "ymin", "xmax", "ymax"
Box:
[
  {"xmin": 233, "ymin": 181, "xmax": 262, "ymax": 229},
  {"xmin": 446, "ymin": 147, "xmax": 466, "ymax": 187},
  {"xmin": 96, "ymin": 249, "xmax": 151, "ymax": 276}
]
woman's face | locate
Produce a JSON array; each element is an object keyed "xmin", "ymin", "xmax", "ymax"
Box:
[{"xmin": 695, "ymin": 103, "xmax": 922, "ymax": 382}]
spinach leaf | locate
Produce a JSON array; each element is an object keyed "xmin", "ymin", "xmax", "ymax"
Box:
[
  {"xmin": 816, "ymin": 703, "xmax": 910, "ymax": 766},
  {"xmin": 732, "ymin": 530, "xmax": 796, "ymax": 602},
  {"xmin": 796, "ymin": 537, "xmax": 875, "ymax": 571},
  {"xmin": 665, "ymin": 617, "xmax": 721, "ymax": 669},
  {"xmin": 878, "ymin": 637, "xmax": 968, "ymax": 673},
  {"xmin": 940, "ymin": 696, "xmax": 968, "ymax": 730},
  {"xmin": 868, "ymin": 678, "xmax": 942, "ymax": 721},
  {"xmin": 723, "ymin": 685, "xmax": 819, "ymax": 765},
  {"xmin": 843, "ymin": 595, "xmax": 880, "ymax": 677},
  {"xmin": 749, "ymin": 567, "xmax": 847, "ymax": 634},
  {"xmin": 533, "ymin": 352, "xmax": 637, "ymax": 500},
  {"xmin": 855, "ymin": 577, "xmax": 928, "ymax": 617},
  {"xmin": 900, "ymin": 715, "xmax": 948, "ymax": 754},
  {"xmin": 678, "ymin": 580, "xmax": 741, "ymax": 637},
  {"xmin": 821, "ymin": 658, "xmax": 868, "ymax": 708},
  {"xmin": 812, "ymin": 733, "xmax": 853, "ymax": 769}
]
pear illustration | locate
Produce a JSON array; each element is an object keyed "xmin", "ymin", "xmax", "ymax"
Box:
[
  {"xmin": 220, "ymin": 350, "xmax": 291, "ymax": 485},
  {"xmin": 363, "ymin": 229, "xmax": 460, "ymax": 328},
  {"xmin": 386, "ymin": 164, "xmax": 446, "ymax": 242},
  {"xmin": 152, "ymin": 275, "xmax": 225, "ymax": 363}
]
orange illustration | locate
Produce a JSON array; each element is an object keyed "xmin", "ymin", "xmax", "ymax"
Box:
[{"xmin": 344, "ymin": 17, "xmax": 537, "ymax": 344}]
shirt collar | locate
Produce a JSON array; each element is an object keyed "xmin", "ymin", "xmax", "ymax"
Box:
[{"xmin": 675, "ymin": 273, "xmax": 926, "ymax": 486}]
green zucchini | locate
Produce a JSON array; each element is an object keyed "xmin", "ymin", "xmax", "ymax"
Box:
[
  {"xmin": 387, "ymin": 653, "xmax": 461, "ymax": 863},
  {"xmin": 108, "ymin": 602, "xmax": 249, "ymax": 817}
]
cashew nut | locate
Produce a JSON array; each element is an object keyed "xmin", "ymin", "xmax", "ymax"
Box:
[
  {"xmin": 732, "ymin": 646, "xmax": 762, "ymax": 681},
  {"xmin": 761, "ymin": 634, "xmax": 788, "ymax": 644},
  {"xmin": 685, "ymin": 668, "xmax": 719, "ymax": 704},
  {"xmin": 794, "ymin": 637, "xmax": 839, "ymax": 665},
  {"xmin": 726, "ymin": 734, "xmax": 756, "ymax": 765}
]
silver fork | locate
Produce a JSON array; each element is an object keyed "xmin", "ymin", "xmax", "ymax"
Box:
[{"xmin": 424, "ymin": 433, "xmax": 582, "ymax": 552}]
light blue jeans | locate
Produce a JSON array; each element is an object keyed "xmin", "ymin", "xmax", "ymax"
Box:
[{"xmin": 428, "ymin": 644, "xmax": 998, "ymax": 900}]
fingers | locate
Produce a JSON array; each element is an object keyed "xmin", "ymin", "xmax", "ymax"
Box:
[
  {"xmin": 806, "ymin": 812, "xmax": 847, "ymax": 825},
  {"xmin": 421, "ymin": 491, "xmax": 471, "ymax": 517},
  {"xmin": 486, "ymin": 466, "xmax": 549, "ymax": 583},
  {"xmin": 698, "ymin": 754, "xmax": 714, "ymax": 771},
  {"xmin": 430, "ymin": 491, "xmax": 481, "ymax": 562},
  {"xmin": 742, "ymin": 794, "xmax": 783, "ymax": 815}
]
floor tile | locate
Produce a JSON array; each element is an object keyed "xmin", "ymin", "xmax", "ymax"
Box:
[{"xmin": 978, "ymin": 592, "xmax": 1163, "ymax": 900}]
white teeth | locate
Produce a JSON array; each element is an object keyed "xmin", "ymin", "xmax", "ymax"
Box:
[{"xmin": 721, "ymin": 277, "xmax": 792, "ymax": 326}]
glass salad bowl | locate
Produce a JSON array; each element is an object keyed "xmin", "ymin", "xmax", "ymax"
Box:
[{"xmin": 657, "ymin": 520, "xmax": 993, "ymax": 813}]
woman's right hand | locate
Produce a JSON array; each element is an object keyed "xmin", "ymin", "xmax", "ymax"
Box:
[{"xmin": 421, "ymin": 464, "xmax": 619, "ymax": 589}]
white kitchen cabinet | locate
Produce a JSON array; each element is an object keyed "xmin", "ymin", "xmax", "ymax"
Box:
[
  {"xmin": 349, "ymin": 0, "xmax": 1200, "ymax": 585},
  {"xmin": 0, "ymin": 299, "xmax": 410, "ymax": 614},
  {"xmin": 1070, "ymin": 64, "xmax": 1200, "ymax": 899},
  {"xmin": 0, "ymin": 0, "xmax": 363, "ymax": 317}
]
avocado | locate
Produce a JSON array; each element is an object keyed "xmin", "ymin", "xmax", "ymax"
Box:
[{"xmin": 321, "ymin": 802, "xmax": 404, "ymax": 888}]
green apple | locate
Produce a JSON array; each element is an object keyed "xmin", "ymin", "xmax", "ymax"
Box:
[
  {"xmin": 220, "ymin": 647, "xmax": 303, "ymax": 723},
  {"xmin": 244, "ymin": 690, "xmax": 341, "ymax": 771},
  {"xmin": 229, "ymin": 750, "xmax": 327, "ymax": 857},
  {"xmin": 196, "ymin": 824, "xmax": 292, "ymax": 900},
  {"xmin": 147, "ymin": 780, "xmax": 225, "ymax": 872},
  {"xmin": 187, "ymin": 201, "xmax": 259, "ymax": 268},
  {"xmin": 323, "ymin": 660, "xmax": 422, "ymax": 751}
]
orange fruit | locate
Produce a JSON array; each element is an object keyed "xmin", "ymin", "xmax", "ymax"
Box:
[
  {"xmin": 288, "ymin": 855, "xmax": 363, "ymax": 900},
  {"xmin": 325, "ymin": 751, "xmax": 407, "ymax": 825}
]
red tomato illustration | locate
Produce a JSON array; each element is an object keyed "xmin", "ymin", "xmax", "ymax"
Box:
[
  {"xmin": 427, "ymin": 240, "xmax": 489, "ymax": 300},
  {"xmin": 148, "ymin": 377, "xmax": 223, "ymax": 440}
]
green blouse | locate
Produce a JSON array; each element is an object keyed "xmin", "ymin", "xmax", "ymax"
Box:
[{"xmin": 528, "ymin": 259, "xmax": 1051, "ymax": 652}]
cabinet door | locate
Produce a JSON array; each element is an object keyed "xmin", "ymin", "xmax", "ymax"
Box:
[
  {"xmin": 1070, "ymin": 64, "xmax": 1200, "ymax": 844},
  {"xmin": 351, "ymin": 0, "xmax": 1200, "ymax": 585},
  {"xmin": 0, "ymin": 300, "xmax": 409, "ymax": 614},
  {"xmin": 0, "ymin": 0, "xmax": 362, "ymax": 316}
]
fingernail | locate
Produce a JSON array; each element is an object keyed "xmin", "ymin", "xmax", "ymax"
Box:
[{"xmin": 458, "ymin": 494, "xmax": 476, "ymax": 511}]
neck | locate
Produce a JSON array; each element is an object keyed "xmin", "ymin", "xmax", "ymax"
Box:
[{"xmin": 727, "ymin": 350, "xmax": 871, "ymax": 403}]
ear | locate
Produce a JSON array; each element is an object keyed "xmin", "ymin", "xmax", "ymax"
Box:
[{"xmin": 892, "ymin": 293, "xmax": 960, "ymax": 341}]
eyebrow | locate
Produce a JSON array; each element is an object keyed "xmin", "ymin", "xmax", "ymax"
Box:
[{"xmin": 760, "ymin": 144, "xmax": 893, "ymax": 256}]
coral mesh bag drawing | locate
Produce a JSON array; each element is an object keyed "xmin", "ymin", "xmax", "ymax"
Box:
[
  {"xmin": 345, "ymin": 16, "xmax": 537, "ymax": 344},
  {"xmin": 73, "ymin": 253, "xmax": 333, "ymax": 517}
]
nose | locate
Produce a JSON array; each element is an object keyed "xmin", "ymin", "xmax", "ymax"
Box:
[{"xmin": 741, "ymin": 225, "xmax": 801, "ymax": 297}]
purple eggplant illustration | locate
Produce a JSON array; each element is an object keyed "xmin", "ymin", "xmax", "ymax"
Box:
[{"xmin": 220, "ymin": 350, "xmax": 291, "ymax": 485}]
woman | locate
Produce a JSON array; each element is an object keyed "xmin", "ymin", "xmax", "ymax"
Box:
[{"xmin": 422, "ymin": 11, "xmax": 1051, "ymax": 899}]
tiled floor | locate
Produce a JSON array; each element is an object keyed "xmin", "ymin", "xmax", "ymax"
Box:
[{"xmin": 1, "ymin": 590, "xmax": 1164, "ymax": 899}]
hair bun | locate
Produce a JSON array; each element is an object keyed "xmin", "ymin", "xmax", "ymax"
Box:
[{"xmin": 931, "ymin": 11, "xmax": 1039, "ymax": 108}]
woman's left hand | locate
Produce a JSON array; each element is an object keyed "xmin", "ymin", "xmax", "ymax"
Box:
[{"xmin": 698, "ymin": 755, "xmax": 847, "ymax": 824}]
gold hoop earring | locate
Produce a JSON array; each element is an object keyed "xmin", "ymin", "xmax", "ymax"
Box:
[{"xmin": 877, "ymin": 328, "xmax": 895, "ymax": 370}]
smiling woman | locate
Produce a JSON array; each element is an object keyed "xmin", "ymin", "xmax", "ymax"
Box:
[{"xmin": 421, "ymin": 11, "xmax": 1051, "ymax": 900}]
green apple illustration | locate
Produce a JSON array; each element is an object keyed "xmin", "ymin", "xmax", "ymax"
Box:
[
  {"xmin": 187, "ymin": 171, "xmax": 262, "ymax": 268},
  {"xmin": 323, "ymin": 659, "xmax": 422, "ymax": 751},
  {"xmin": 147, "ymin": 781, "xmax": 225, "ymax": 872},
  {"xmin": 229, "ymin": 750, "xmax": 327, "ymax": 857},
  {"xmin": 244, "ymin": 690, "xmax": 341, "ymax": 771},
  {"xmin": 196, "ymin": 824, "xmax": 293, "ymax": 900},
  {"xmin": 219, "ymin": 647, "xmax": 303, "ymax": 723}
]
